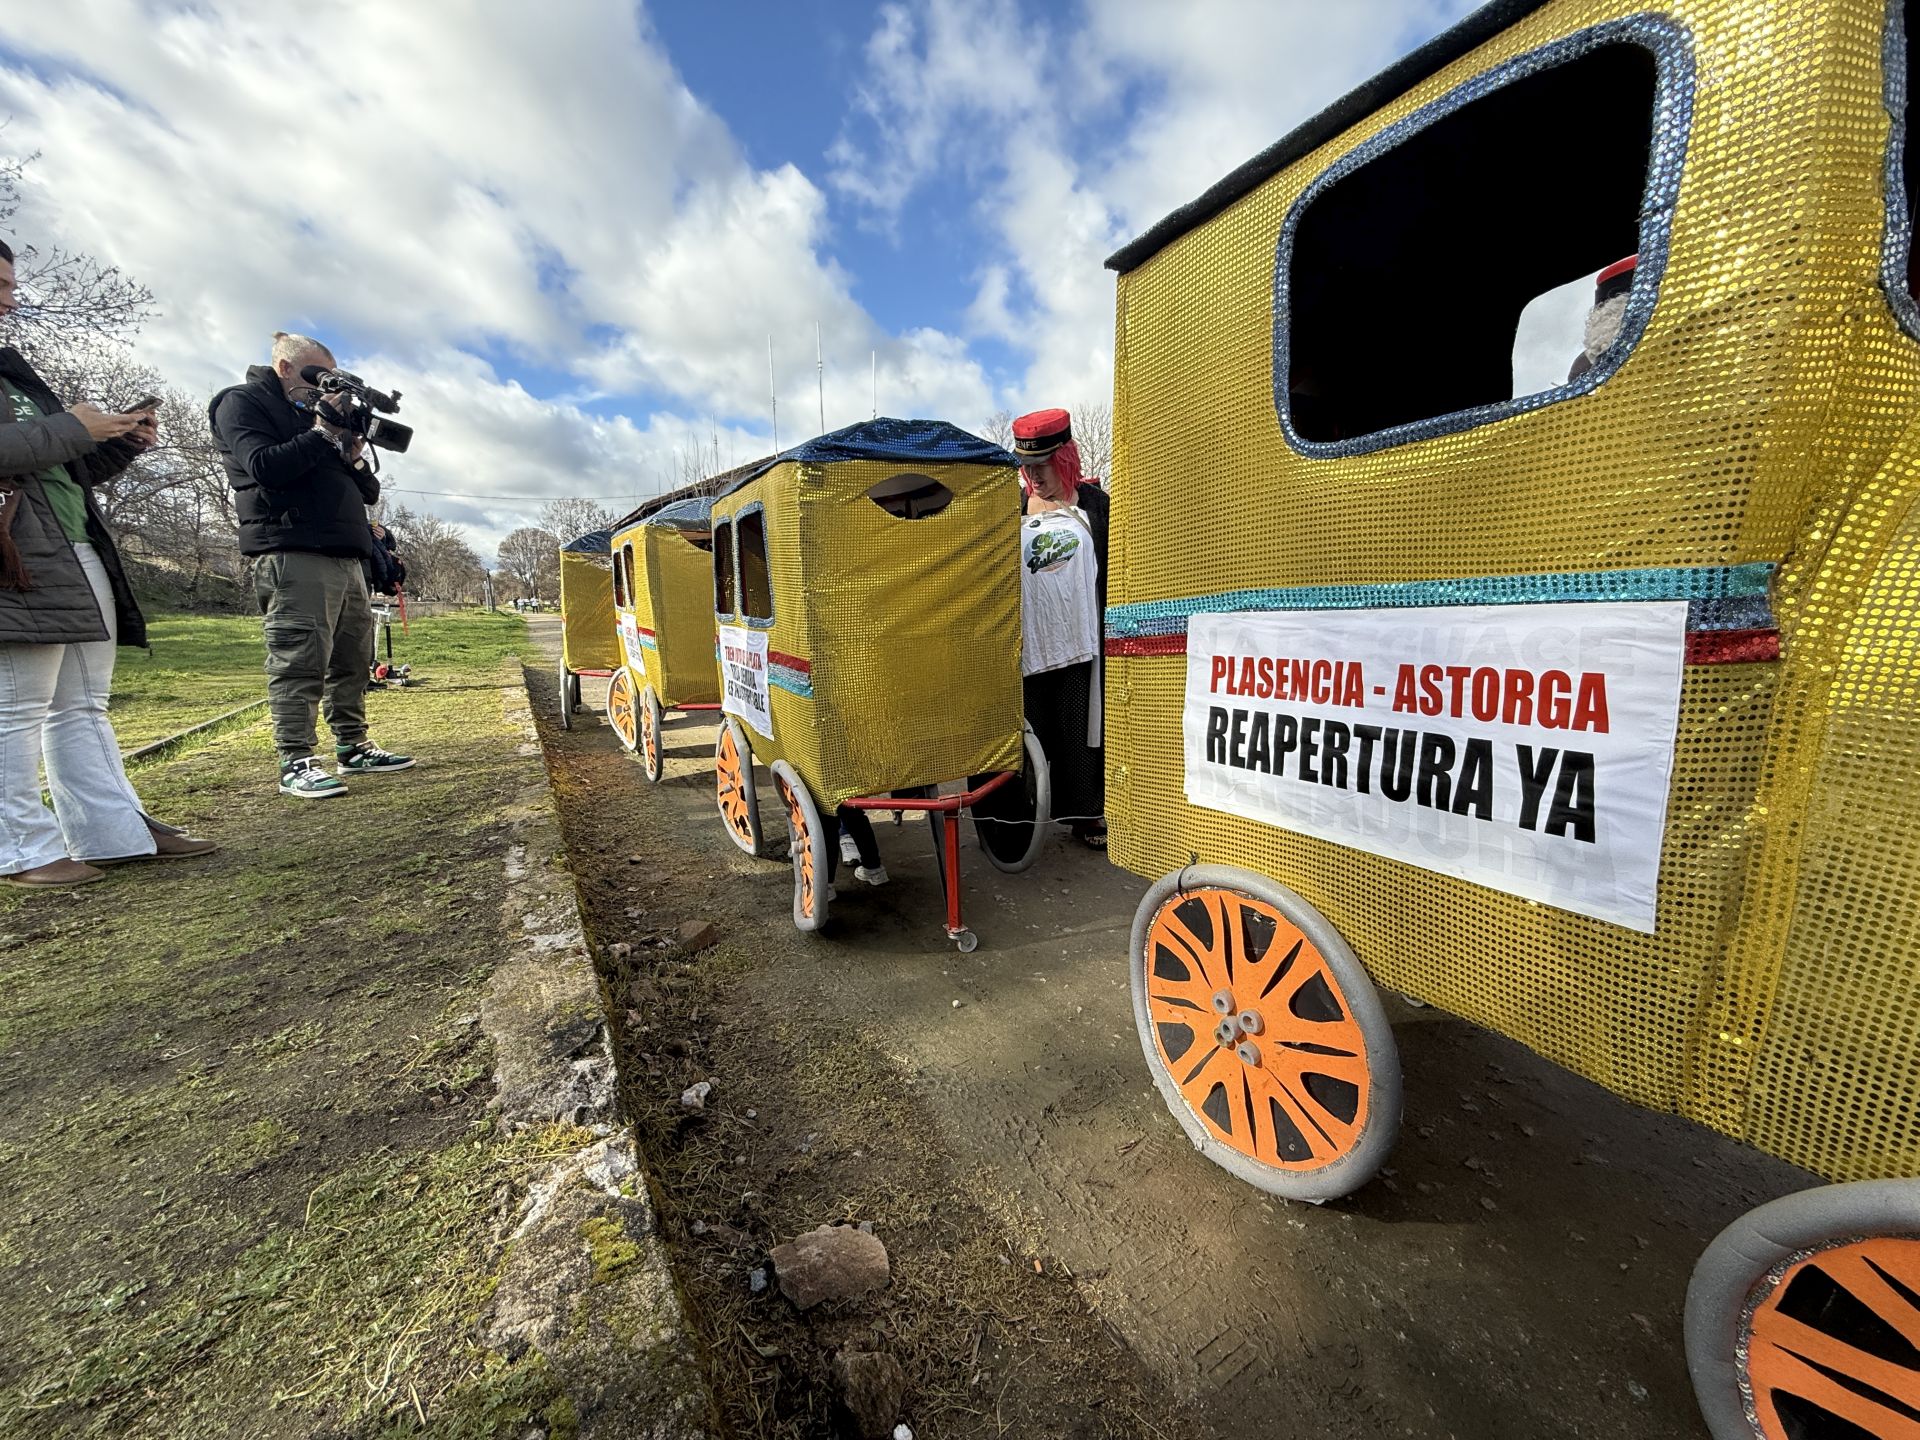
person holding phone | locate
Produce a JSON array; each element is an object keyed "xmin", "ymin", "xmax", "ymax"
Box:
[{"xmin": 0, "ymin": 236, "xmax": 217, "ymax": 886}]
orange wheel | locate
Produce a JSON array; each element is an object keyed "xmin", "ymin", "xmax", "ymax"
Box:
[
  {"xmin": 1129, "ymin": 865, "xmax": 1400, "ymax": 1201},
  {"xmin": 714, "ymin": 717, "xmax": 764, "ymax": 857},
  {"xmin": 606, "ymin": 665, "xmax": 639, "ymax": 752},
  {"xmin": 1687, "ymin": 1181, "xmax": 1920, "ymax": 1440},
  {"xmin": 639, "ymin": 685, "xmax": 664, "ymax": 783},
  {"xmin": 772, "ymin": 760, "xmax": 828, "ymax": 932}
]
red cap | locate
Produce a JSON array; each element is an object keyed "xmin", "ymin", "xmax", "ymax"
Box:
[
  {"xmin": 1011, "ymin": 407, "xmax": 1072, "ymax": 463},
  {"xmin": 1596, "ymin": 255, "xmax": 1638, "ymax": 285}
]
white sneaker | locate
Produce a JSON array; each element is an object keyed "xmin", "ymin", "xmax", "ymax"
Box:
[
  {"xmin": 854, "ymin": 864, "xmax": 890, "ymax": 887},
  {"xmin": 839, "ymin": 833, "xmax": 861, "ymax": 864}
]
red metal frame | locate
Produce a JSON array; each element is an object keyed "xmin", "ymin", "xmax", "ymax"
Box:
[{"xmin": 844, "ymin": 771, "xmax": 1015, "ymax": 939}]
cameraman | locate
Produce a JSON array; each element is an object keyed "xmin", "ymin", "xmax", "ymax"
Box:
[{"xmin": 209, "ymin": 332, "xmax": 412, "ymax": 798}]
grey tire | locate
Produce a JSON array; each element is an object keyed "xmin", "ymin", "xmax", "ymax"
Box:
[
  {"xmin": 1129, "ymin": 864, "xmax": 1402, "ymax": 1203},
  {"xmin": 771, "ymin": 760, "xmax": 830, "ymax": 933},
  {"xmin": 1684, "ymin": 1178, "xmax": 1920, "ymax": 1439}
]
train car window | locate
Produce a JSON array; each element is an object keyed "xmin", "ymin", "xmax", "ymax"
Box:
[
  {"xmin": 620, "ymin": 545, "xmax": 637, "ymax": 607},
  {"xmin": 866, "ymin": 472, "xmax": 954, "ymax": 519},
  {"xmin": 713, "ymin": 517, "xmax": 736, "ymax": 617},
  {"xmin": 611, "ymin": 543, "xmax": 629, "ymax": 608},
  {"xmin": 1283, "ymin": 36, "xmax": 1662, "ymax": 449},
  {"xmin": 738, "ymin": 507, "xmax": 774, "ymax": 623}
]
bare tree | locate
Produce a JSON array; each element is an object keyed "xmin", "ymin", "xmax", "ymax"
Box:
[
  {"xmin": 1071, "ymin": 401, "xmax": 1113, "ymax": 483},
  {"xmin": 538, "ymin": 497, "xmax": 617, "ymax": 542},
  {"xmin": 0, "ymin": 149, "xmax": 156, "ymax": 364},
  {"xmin": 980, "ymin": 410, "xmax": 1014, "ymax": 451},
  {"xmin": 387, "ymin": 504, "xmax": 485, "ymax": 602},
  {"xmin": 496, "ymin": 526, "xmax": 561, "ymax": 604}
]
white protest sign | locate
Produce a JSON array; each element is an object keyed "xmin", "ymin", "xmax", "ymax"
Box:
[
  {"xmin": 718, "ymin": 625, "xmax": 774, "ymax": 738},
  {"xmin": 1182, "ymin": 602, "xmax": 1687, "ymax": 932},
  {"xmin": 618, "ymin": 614, "xmax": 646, "ymax": 675}
]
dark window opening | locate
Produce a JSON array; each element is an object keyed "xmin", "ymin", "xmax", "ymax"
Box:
[
  {"xmin": 612, "ymin": 543, "xmax": 630, "ymax": 608},
  {"xmin": 866, "ymin": 471, "xmax": 954, "ymax": 519},
  {"xmin": 738, "ymin": 509, "xmax": 773, "ymax": 622},
  {"xmin": 621, "ymin": 545, "xmax": 637, "ymax": 608},
  {"xmin": 1286, "ymin": 41, "xmax": 1657, "ymax": 445},
  {"xmin": 713, "ymin": 517, "xmax": 735, "ymax": 617}
]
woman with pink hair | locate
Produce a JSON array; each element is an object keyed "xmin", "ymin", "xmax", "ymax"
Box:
[{"xmin": 1008, "ymin": 407, "xmax": 1109, "ymax": 848}]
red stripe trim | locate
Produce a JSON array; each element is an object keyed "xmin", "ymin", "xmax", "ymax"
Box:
[
  {"xmin": 1686, "ymin": 627, "xmax": 1780, "ymax": 665},
  {"xmin": 634, "ymin": 625, "xmax": 655, "ymax": 638},
  {"xmin": 768, "ymin": 649, "xmax": 811, "ymax": 674},
  {"xmin": 1105, "ymin": 634, "xmax": 1188, "ymax": 658}
]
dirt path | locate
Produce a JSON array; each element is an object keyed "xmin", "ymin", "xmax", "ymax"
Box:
[{"xmin": 530, "ymin": 621, "xmax": 1815, "ymax": 1440}]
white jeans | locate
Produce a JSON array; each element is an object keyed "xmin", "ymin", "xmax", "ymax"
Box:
[{"xmin": 0, "ymin": 543, "xmax": 154, "ymax": 871}]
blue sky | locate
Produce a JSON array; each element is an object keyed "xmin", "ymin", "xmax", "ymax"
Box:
[{"xmin": 0, "ymin": 0, "xmax": 1496, "ymax": 543}]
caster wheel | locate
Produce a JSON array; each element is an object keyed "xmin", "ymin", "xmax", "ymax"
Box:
[
  {"xmin": 606, "ymin": 665, "xmax": 639, "ymax": 752},
  {"xmin": 1685, "ymin": 1179, "xmax": 1920, "ymax": 1440},
  {"xmin": 771, "ymin": 761, "xmax": 829, "ymax": 933},
  {"xmin": 952, "ymin": 929, "xmax": 980, "ymax": 954},
  {"xmin": 639, "ymin": 686, "xmax": 664, "ymax": 783},
  {"xmin": 1130, "ymin": 865, "xmax": 1401, "ymax": 1202},
  {"xmin": 715, "ymin": 717, "xmax": 765, "ymax": 857}
]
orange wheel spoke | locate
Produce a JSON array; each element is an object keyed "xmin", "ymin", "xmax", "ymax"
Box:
[
  {"xmin": 1751, "ymin": 1336, "xmax": 1920, "ymax": 1440},
  {"xmin": 1142, "ymin": 884, "xmax": 1374, "ymax": 1177}
]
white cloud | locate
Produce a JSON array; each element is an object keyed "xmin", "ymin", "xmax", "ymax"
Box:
[
  {"xmin": 827, "ymin": 0, "xmax": 1483, "ymax": 416},
  {"xmin": 0, "ymin": 0, "xmax": 998, "ymax": 552}
]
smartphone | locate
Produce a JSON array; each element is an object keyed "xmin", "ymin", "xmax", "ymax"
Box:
[{"xmin": 126, "ymin": 394, "xmax": 161, "ymax": 413}]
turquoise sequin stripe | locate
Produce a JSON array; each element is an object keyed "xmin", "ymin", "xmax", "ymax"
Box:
[
  {"xmin": 1105, "ymin": 563, "xmax": 1775, "ymax": 638},
  {"xmin": 769, "ymin": 665, "xmax": 813, "ymax": 698}
]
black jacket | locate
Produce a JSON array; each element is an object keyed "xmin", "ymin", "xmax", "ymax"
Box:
[
  {"xmin": 0, "ymin": 347, "xmax": 147, "ymax": 647},
  {"xmin": 209, "ymin": 366, "xmax": 378, "ymax": 558}
]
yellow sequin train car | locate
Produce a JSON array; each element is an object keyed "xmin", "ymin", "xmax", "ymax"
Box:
[
  {"xmin": 706, "ymin": 419, "xmax": 1027, "ymax": 943},
  {"xmin": 1103, "ymin": 1, "xmax": 1920, "ymax": 1433}
]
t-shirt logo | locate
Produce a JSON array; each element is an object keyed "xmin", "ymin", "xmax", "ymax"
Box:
[{"xmin": 1026, "ymin": 528, "xmax": 1080, "ymax": 574}]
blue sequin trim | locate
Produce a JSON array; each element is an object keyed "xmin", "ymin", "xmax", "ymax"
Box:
[
  {"xmin": 769, "ymin": 666, "xmax": 813, "ymax": 698},
  {"xmin": 1105, "ymin": 562, "xmax": 1774, "ymax": 637},
  {"xmin": 1882, "ymin": 0, "xmax": 1919, "ymax": 342},
  {"xmin": 1272, "ymin": 15, "xmax": 1696, "ymax": 458}
]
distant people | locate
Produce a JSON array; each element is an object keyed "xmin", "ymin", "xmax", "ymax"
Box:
[
  {"xmin": 0, "ymin": 236, "xmax": 217, "ymax": 886},
  {"xmin": 1568, "ymin": 255, "xmax": 1638, "ymax": 382},
  {"xmin": 1010, "ymin": 407, "xmax": 1108, "ymax": 848},
  {"xmin": 209, "ymin": 332, "xmax": 413, "ymax": 798}
]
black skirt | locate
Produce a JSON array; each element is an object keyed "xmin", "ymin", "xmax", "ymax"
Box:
[{"xmin": 1024, "ymin": 661, "xmax": 1103, "ymax": 823}]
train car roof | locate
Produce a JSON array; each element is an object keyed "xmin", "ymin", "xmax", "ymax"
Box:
[
  {"xmin": 1105, "ymin": 0, "xmax": 1551, "ymax": 275},
  {"xmin": 717, "ymin": 417, "xmax": 1017, "ymax": 498},
  {"xmin": 644, "ymin": 495, "xmax": 716, "ymax": 530},
  {"xmin": 559, "ymin": 528, "xmax": 612, "ymax": 553}
]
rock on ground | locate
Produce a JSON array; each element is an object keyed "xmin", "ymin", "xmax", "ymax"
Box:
[
  {"xmin": 769, "ymin": 1223, "xmax": 891, "ymax": 1310},
  {"xmin": 834, "ymin": 1348, "xmax": 910, "ymax": 1440}
]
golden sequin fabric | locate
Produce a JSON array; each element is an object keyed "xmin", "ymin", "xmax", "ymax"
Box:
[{"xmin": 1107, "ymin": 0, "xmax": 1919, "ymax": 1182}]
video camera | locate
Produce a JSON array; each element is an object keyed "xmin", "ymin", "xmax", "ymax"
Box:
[{"xmin": 299, "ymin": 364, "xmax": 414, "ymax": 453}]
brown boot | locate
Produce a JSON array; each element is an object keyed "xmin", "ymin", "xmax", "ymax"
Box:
[
  {"xmin": 1, "ymin": 858, "xmax": 106, "ymax": 888},
  {"xmin": 92, "ymin": 821, "xmax": 219, "ymax": 867}
]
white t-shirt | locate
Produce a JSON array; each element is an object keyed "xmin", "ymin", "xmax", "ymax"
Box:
[{"xmin": 1020, "ymin": 505, "xmax": 1100, "ymax": 677}]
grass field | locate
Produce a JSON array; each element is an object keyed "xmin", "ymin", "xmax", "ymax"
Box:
[
  {"xmin": 0, "ymin": 610, "xmax": 589, "ymax": 1439},
  {"xmin": 108, "ymin": 607, "xmax": 518, "ymax": 751}
]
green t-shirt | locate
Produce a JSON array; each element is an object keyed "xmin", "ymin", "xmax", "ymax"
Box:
[{"xmin": 2, "ymin": 380, "xmax": 90, "ymax": 542}]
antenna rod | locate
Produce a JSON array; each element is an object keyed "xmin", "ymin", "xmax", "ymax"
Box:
[
  {"xmin": 816, "ymin": 322, "xmax": 825, "ymax": 435},
  {"xmin": 871, "ymin": 350, "xmax": 877, "ymax": 420},
  {"xmin": 768, "ymin": 335, "xmax": 778, "ymax": 451}
]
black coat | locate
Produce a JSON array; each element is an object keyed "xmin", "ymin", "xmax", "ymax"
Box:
[
  {"xmin": 0, "ymin": 347, "xmax": 147, "ymax": 648},
  {"xmin": 209, "ymin": 366, "xmax": 378, "ymax": 558}
]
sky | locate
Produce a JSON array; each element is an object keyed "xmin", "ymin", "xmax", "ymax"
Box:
[{"xmin": 0, "ymin": 0, "xmax": 1586, "ymax": 551}]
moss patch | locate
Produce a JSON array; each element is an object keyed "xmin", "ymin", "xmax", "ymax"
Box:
[{"xmin": 578, "ymin": 1215, "xmax": 643, "ymax": 1286}]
